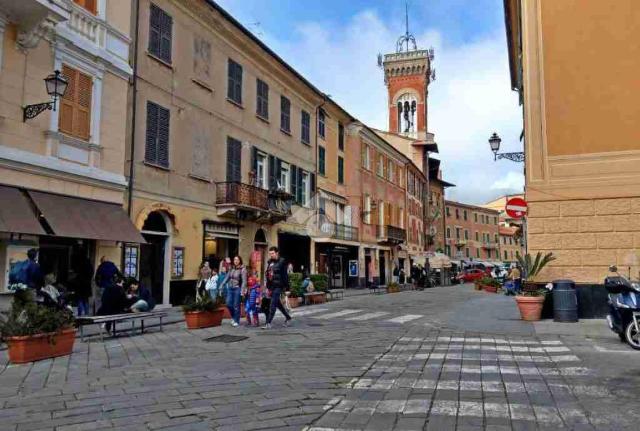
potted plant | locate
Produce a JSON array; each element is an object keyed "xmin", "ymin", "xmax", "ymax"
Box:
[
  {"xmin": 387, "ymin": 281, "xmax": 401, "ymax": 293},
  {"xmin": 0, "ymin": 289, "xmax": 76, "ymax": 364},
  {"xmin": 182, "ymin": 295, "xmax": 225, "ymax": 329},
  {"xmin": 477, "ymin": 276, "xmax": 501, "ymax": 293},
  {"xmin": 514, "ymin": 252, "xmax": 556, "ymax": 321},
  {"xmin": 287, "ymin": 273, "xmax": 304, "ymax": 308}
]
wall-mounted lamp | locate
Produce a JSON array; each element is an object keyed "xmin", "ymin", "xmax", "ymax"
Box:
[{"xmin": 23, "ymin": 70, "xmax": 69, "ymax": 122}]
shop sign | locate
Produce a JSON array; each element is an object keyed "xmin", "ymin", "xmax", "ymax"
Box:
[{"xmin": 204, "ymin": 222, "xmax": 239, "ymax": 237}]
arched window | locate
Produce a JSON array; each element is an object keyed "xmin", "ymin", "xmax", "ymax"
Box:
[{"xmin": 396, "ymin": 93, "xmax": 418, "ymax": 137}]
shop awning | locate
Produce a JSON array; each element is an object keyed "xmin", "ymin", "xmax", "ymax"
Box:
[
  {"xmin": 29, "ymin": 191, "xmax": 144, "ymax": 243},
  {"xmin": 0, "ymin": 185, "xmax": 46, "ymax": 235}
]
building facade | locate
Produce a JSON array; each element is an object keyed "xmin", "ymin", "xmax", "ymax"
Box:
[
  {"xmin": 445, "ymin": 201, "xmax": 500, "ymax": 262},
  {"xmin": 0, "ymin": 0, "xmax": 140, "ymax": 297},
  {"xmin": 127, "ymin": 0, "xmax": 321, "ymax": 304},
  {"xmin": 499, "ymin": 225, "xmax": 525, "ymax": 264},
  {"xmin": 505, "ymin": 0, "xmax": 640, "ymax": 283}
]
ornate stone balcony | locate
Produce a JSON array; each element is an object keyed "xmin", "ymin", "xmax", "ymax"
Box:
[
  {"xmin": 376, "ymin": 225, "xmax": 406, "ymax": 244},
  {"xmin": 0, "ymin": 0, "xmax": 70, "ymax": 50}
]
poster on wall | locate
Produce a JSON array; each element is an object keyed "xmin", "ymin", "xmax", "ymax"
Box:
[
  {"xmin": 3, "ymin": 245, "xmax": 32, "ymax": 292},
  {"xmin": 123, "ymin": 244, "xmax": 139, "ymax": 278},
  {"xmin": 348, "ymin": 260, "xmax": 358, "ymax": 277},
  {"xmin": 172, "ymin": 247, "xmax": 184, "ymax": 278},
  {"xmin": 250, "ymin": 249, "xmax": 263, "ymax": 281}
]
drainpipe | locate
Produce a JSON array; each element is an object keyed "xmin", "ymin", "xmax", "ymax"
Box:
[
  {"xmin": 313, "ymin": 94, "xmax": 327, "ymax": 277},
  {"xmin": 127, "ymin": 0, "xmax": 141, "ymax": 216}
]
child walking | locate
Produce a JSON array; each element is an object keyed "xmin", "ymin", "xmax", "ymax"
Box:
[{"xmin": 244, "ymin": 275, "xmax": 262, "ymax": 327}]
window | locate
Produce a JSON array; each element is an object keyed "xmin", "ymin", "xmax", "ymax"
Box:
[
  {"xmin": 475, "ymin": 231, "xmax": 479, "ymax": 241},
  {"xmin": 300, "ymin": 171, "xmax": 310, "ymax": 207},
  {"xmin": 446, "ymin": 227, "xmax": 451, "ymax": 238},
  {"xmin": 399, "ymin": 207, "xmax": 404, "ymax": 229},
  {"xmin": 387, "ymin": 159, "xmax": 393, "ymax": 181},
  {"xmin": 318, "ymin": 197, "xmax": 326, "ymax": 215},
  {"xmin": 318, "ymin": 146, "xmax": 326, "ymax": 176},
  {"xmin": 463, "ymin": 210, "xmax": 468, "ymax": 221},
  {"xmin": 149, "ymin": 4, "xmax": 172, "ymax": 63},
  {"xmin": 364, "ymin": 195, "xmax": 371, "ymax": 224},
  {"xmin": 504, "ymin": 250, "xmax": 508, "ymax": 260},
  {"xmin": 226, "ymin": 136, "xmax": 241, "ymax": 182},
  {"xmin": 377, "ymin": 154, "xmax": 384, "ymax": 177},
  {"xmin": 474, "ymin": 213, "xmax": 478, "ymax": 223},
  {"xmin": 456, "ymin": 228, "xmax": 461, "ymax": 239},
  {"xmin": 338, "ymin": 156, "xmax": 344, "ymax": 184},
  {"xmin": 464, "ymin": 230, "xmax": 469, "ymax": 240},
  {"xmin": 279, "ymin": 162, "xmax": 290, "ymax": 193},
  {"xmin": 503, "ymin": 236, "xmax": 507, "ymax": 244},
  {"xmin": 476, "ymin": 249, "xmax": 480, "ymax": 259},
  {"xmin": 123, "ymin": 244, "xmax": 139, "ymax": 278},
  {"xmin": 362, "ymin": 146, "xmax": 370, "ymax": 169},
  {"xmin": 445, "ymin": 245, "xmax": 451, "ymax": 256},
  {"xmin": 227, "ymin": 59, "xmax": 243, "ymax": 104},
  {"xmin": 446, "ymin": 207, "xmax": 450, "ymax": 217},
  {"xmin": 494, "ymin": 216, "xmax": 498, "ymax": 225},
  {"xmin": 336, "ymin": 203, "xmax": 345, "ymax": 225},
  {"xmin": 494, "ymin": 234, "xmax": 498, "ymax": 243},
  {"xmin": 338, "ymin": 123, "xmax": 345, "ymax": 151},
  {"xmin": 318, "ymin": 109, "xmax": 325, "ymax": 139},
  {"xmin": 509, "ymin": 237, "xmax": 513, "ymax": 245},
  {"xmin": 145, "ymin": 101, "xmax": 170, "ymax": 168},
  {"xmin": 379, "ymin": 200, "xmax": 385, "ymax": 226},
  {"xmin": 59, "ymin": 65, "xmax": 92, "ymax": 141},
  {"xmin": 255, "ymin": 152, "xmax": 267, "ymax": 189},
  {"xmin": 172, "ymin": 247, "xmax": 184, "ymax": 278},
  {"xmin": 301, "ymin": 110, "xmax": 310, "ymax": 144},
  {"xmin": 465, "ymin": 248, "xmax": 470, "ymax": 258},
  {"xmin": 256, "ymin": 79, "xmax": 269, "ymax": 119},
  {"xmin": 73, "ymin": 0, "xmax": 97, "ymax": 14},
  {"xmin": 280, "ymin": 96, "xmax": 290, "ymax": 133},
  {"xmin": 455, "ymin": 208, "xmax": 460, "ymax": 219}
]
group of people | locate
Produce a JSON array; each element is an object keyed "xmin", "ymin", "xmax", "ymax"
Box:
[{"xmin": 195, "ymin": 246, "xmax": 292, "ymax": 329}]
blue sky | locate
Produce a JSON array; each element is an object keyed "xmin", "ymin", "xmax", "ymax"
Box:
[{"xmin": 216, "ymin": 0, "xmax": 524, "ymax": 204}]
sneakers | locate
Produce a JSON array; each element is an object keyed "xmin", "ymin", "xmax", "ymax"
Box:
[
  {"xmin": 283, "ymin": 318, "xmax": 292, "ymax": 327},
  {"xmin": 231, "ymin": 321, "xmax": 239, "ymax": 327},
  {"xmin": 261, "ymin": 323, "xmax": 272, "ymax": 330}
]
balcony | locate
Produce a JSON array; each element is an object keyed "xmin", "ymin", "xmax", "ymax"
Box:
[
  {"xmin": 331, "ymin": 224, "xmax": 359, "ymax": 242},
  {"xmin": 482, "ymin": 242, "xmax": 498, "ymax": 250},
  {"xmin": 215, "ymin": 182, "xmax": 293, "ymax": 223},
  {"xmin": 0, "ymin": 0, "xmax": 70, "ymax": 50},
  {"xmin": 376, "ymin": 225, "xmax": 406, "ymax": 244}
]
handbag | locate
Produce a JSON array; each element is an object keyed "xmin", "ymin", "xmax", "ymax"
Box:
[{"xmin": 260, "ymin": 296, "xmax": 271, "ymax": 315}]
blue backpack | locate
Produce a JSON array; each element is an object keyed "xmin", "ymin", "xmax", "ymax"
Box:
[{"xmin": 8, "ymin": 260, "xmax": 30, "ymax": 285}]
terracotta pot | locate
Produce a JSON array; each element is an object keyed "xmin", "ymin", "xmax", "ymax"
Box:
[
  {"xmin": 6, "ymin": 328, "xmax": 76, "ymax": 364},
  {"xmin": 474, "ymin": 283, "xmax": 482, "ymax": 291},
  {"xmin": 308, "ymin": 293, "xmax": 326, "ymax": 304},
  {"xmin": 184, "ymin": 308, "xmax": 225, "ymax": 329},
  {"xmin": 387, "ymin": 285, "xmax": 401, "ymax": 293},
  {"xmin": 483, "ymin": 285, "xmax": 498, "ymax": 293},
  {"xmin": 288, "ymin": 297, "xmax": 301, "ymax": 308},
  {"xmin": 515, "ymin": 295, "xmax": 545, "ymax": 321}
]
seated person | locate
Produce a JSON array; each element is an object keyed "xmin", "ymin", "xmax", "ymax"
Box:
[
  {"xmin": 302, "ymin": 276, "xmax": 315, "ymax": 293},
  {"xmin": 125, "ymin": 277, "xmax": 155, "ymax": 312}
]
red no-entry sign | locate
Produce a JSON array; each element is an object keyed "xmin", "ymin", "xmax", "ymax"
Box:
[{"xmin": 505, "ymin": 197, "xmax": 528, "ymax": 219}]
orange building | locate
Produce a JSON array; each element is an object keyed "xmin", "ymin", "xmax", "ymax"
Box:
[{"xmin": 445, "ymin": 201, "xmax": 500, "ymax": 262}]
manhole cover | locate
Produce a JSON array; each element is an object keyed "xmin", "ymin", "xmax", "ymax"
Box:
[{"xmin": 203, "ymin": 334, "xmax": 249, "ymax": 343}]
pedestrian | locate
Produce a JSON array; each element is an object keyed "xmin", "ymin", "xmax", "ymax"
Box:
[
  {"xmin": 507, "ymin": 265, "xmax": 522, "ymax": 293},
  {"xmin": 287, "ymin": 262, "xmax": 294, "ymax": 274},
  {"xmin": 392, "ymin": 264, "xmax": 400, "ymax": 284},
  {"xmin": 98, "ymin": 275, "xmax": 128, "ymax": 332},
  {"xmin": 218, "ymin": 257, "xmax": 231, "ymax": 298},
  {"xmin": 95, "ymin": 256, "xmax": 120, "ymax": 312},
  {"xmin": 205, "ymin": 268, "xmax": 220, "ymax": 300},
  {"xmin": 70, "ymin": 253, "xmax": 94, "ymax": 316},
  {"xmin": 8, "ymin": 248, "xmax": 43, "ymax": 290},
  {"xmin": 221, "ymin": 256, "xmax": 247, "ymax": 327},
  {"xmin": 262, "ymin": 246, "xmax": 292, "ymax": 329},
  {"xmin": 196, "ymin": 261, "xmax": 212, "ymax": 299},
  {"xmin": 244, "ymin": 275, "xmax": 262, "ymax": 327},
  {"xmin": 125, "ymin": 277, "xmax": 155, "ymax": 312}
]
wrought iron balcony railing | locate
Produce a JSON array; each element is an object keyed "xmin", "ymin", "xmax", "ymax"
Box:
[
  {"xmin": 376, "ymin": 225, "xmax": 406, "ymax": 244},
  {"xmin": 482, "ymin": 241, "xmax": 498, "ymax": 249},
  {"xmin": 332, "ymin": 223, "xmax": 359, "ymax": 242},
  {"xmin": 215, "ymin": 182, "xmax": 268, "ymax": 211}
]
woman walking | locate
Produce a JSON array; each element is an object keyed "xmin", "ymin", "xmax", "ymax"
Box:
[
  {"xmin": 196, "ymin": 261, "xmax": 212, "ymax": 300},
  {"xmin": 222, "ymin": 256, "xmax": 247, "ymax": 327}
]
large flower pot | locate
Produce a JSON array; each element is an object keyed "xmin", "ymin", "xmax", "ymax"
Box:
[
  {"xmin": 6, "ymin": 328, "xmax": 76, "ymax": 364},
  {"xmin": 483, "ymin": 285, "xmax": 498, "ymax": 293},
  {"xmin": 515, "ymin": 296, "xmax": 545, "ymax": 321},
  {"xmin": 288, "ymin": 297, "xmax": 301, "ymax": 308},
  {"xmin": 184, "ymin": 308, "xmax": 224, "ymax": 329},
  {"xmin": 387, "ymin": 285, "xmax": 401, "ymax": 293}
]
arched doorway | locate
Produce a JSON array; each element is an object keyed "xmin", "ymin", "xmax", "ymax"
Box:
[
  {"xmin": 140, "ymin": 210, "xmax": 171, "ymax": 305},
  {"xmin": 252, "ymin": 228, "xmax": 268, "ymax": 282}
]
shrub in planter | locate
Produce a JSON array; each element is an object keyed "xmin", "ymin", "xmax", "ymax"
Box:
[
  {"xmin": 478, "ymin": 276, "xmax": 501, "ymax": 293},
  {"xmin": 309, "ymin": 274, "xmax": 328, "ymax": 292},
  {"xmin": 289, "ymin": 273, "xmax": 304, "ymax": 298},
  {"xmin": 514, "ymin": 252, "xmax": 556, "ymax": 321},
  {"xmin": 0, "ymin": 289, "xmax": 76, "ymax": 364},
  {"xmin": 182, "ymin": 295, "xmax": 225, "ymax": 329},
  {"xmin": 387, "ymin": 282, "xmax": 401, "ymax": 293}
]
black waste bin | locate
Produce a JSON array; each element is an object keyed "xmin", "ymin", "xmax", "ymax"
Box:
[{"xmin": 552, "ymin": 279, "xmax": 578, "ymax": 322}]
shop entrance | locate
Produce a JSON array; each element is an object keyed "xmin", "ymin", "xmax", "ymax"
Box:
[
  {"xmin": 203, "ymin": 222, "xmax": 239, "ymax": 272},
  {"xmin": 140, "ymin": 211, "xmax": 170, "ymax": 305},
  {"xmin": 364, "ymin": 252, "xmax": 372, "ymax": 288},
  {"xmin": 379, "ymin": 254, "xmax": 386, "ymax": 285},
  {"xmin": 331, "ymin": 255, "xmax": 343, "ymax": 288},
  {"xmin": 278, "ymin": 232, "xmax": 310, "ymax": 273}
]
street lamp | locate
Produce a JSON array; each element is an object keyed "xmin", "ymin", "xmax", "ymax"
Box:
[
  {"xmin": 488, "ymin": 132, "xmax": 525, "ymax": 162},
  {"xmin": 23, "ymin": 70, "xmax": 69, "ymax": 122}
]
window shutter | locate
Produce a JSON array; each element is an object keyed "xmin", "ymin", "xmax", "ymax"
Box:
[
  {"xmin": 59, "ymin": 65, "xmax": 76, "ymax": 136},
  {"xmin": 309, "ymin": 173, "xmax": 316, "ymax": 208},
  {"xmin": 157, "ymin": 105, "xmax": 170, "ymax": 167},
  {"xmin": 59, "ymin": 65, "xmax": 92, "ymax": 141},
  {"xmin": 226, "ymin": 137, "xmax": 241, "ymax": 182},
  {"xmin": 145, "ymin": 102, "xmax": 158, "ymax": 164},
  {"xmin": 75, "ymin": 72, "xmax": 92, "ymax": 140},
  {"xmin": 268, "ymin": 154, "xmax": 276, "ymax": 189},
  {"xmin": 290, "ymin": 165, "xmax": 298, "ymax": 203},
  {"xmin": 296, "ymin": 168, "xmax": 303, "ymax": 204},
  {"xmin": 149, "ymin": 5, "xmax": 161, "ymax": 57},
  {"xmin": 160, "ymin": 10, "xmax": 172, "ymax": 62},
  {"xmin": 251, "ymin": 146, "xmax": 258, "ymax": 179},
  {"xmin": 275, "ymin": 158, "xmax": 282, "ymax": 188}
]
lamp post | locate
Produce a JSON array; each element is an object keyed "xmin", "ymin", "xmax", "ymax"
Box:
[
  {"xmin": 23, "ymin": 70, "xmax": 69, "ymax": 122},
  {"xmin": 488, "ymin": 132, "xmax": 525, "ymax": 162}
]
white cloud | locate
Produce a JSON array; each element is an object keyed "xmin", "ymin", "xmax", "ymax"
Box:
[{"xmin": 232, "ymin": 6, "xmax": 523, "ymax": 205}]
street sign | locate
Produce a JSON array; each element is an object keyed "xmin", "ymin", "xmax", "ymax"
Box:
[{"xmin": 505, "ymin": 197, "xmax": 528, "ymax": 219}]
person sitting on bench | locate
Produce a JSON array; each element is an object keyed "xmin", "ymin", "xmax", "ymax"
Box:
[
  {"xmin": 125, "ymin": 277, "xmax": 155, "ymax": 313},
  {"xmin": 97, "ymin": 275, "xmax": 128, "ymax": 332}
]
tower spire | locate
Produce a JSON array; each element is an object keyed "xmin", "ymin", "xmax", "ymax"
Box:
[{"xmin": 397, "ymin": 0, "xmax": 417, "ymax": 52}]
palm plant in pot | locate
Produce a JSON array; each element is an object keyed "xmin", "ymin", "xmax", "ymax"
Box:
[
  {"xmin": 0, "ymin": 289, "xmax": 76, "ymax": 364},
  {"xmin": 514, "ymin": 252, "xmax": 556, "ymax": 321},
  {"xmin": 182, "ymin": 294, "xmax": 226, "ymax": 329}
]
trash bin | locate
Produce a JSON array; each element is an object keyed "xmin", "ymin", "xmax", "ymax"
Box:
[{"xmin": 552, "ymin": 279, "xmax": 578, "ymax": 322}]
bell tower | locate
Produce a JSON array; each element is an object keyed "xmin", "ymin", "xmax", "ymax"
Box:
[{"xmin": 378, "ymin": 4, "xmax": 435, "ymax": 140}]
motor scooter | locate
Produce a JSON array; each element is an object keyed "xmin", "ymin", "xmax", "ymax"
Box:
[{"xmin": 604, "ymin": 265, "xmax": 640, "ymax": 349}]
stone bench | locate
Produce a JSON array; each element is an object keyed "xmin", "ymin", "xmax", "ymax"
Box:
[
  {"xmin": 369, "ymin": 285, "xmax": 386, "ymax": 294},
  {"xmin": 76, "ymin": 310, "xmax": 168, "ymax": 341},
  {"xmin": 327, "ymin": 289, "xmax": 345, "ymax": 301},
  {"xmin": 303, "ymin": 291, "xmax": 327, "ymax": 305}
]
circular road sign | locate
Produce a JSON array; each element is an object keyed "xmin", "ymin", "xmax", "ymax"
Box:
[{"xmin": 505, "ymin": 197, "xmax": 528, "ymax": 219}]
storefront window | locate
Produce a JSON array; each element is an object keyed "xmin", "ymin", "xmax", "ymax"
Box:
[{"xmin": 123, "ymin": 244, "xmax": 139, "ymax": 278}]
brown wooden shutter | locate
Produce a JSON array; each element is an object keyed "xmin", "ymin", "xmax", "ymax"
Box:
[
  {"xmin": 75, "ymin": 72, "xmax": 92, "ymax": 140},
  {"xmin": 74, "ymin": 0, "xmax": 97, "ymax": 14},
  {"xmin": 59, "ymin": 65, "xmax": 92, "ymax": 141},
  {"xmin": 59, "ymin": 66, "xmax": 76, "ymax": 136}
]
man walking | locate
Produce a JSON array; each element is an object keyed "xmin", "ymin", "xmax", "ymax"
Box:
[{"xmin": 262, "ymin": 246, "xmax": 292, "ymax": 329}]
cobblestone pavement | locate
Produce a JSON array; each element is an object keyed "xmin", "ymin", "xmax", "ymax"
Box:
[{"xmin": 1, "ymin": 285, "xmax": 639, "ymax": 430}]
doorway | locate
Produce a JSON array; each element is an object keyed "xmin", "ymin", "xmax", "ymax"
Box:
[
  {"xmin": 379, "ymin": 254, "xmax": 386, "ymax": 285},
  {"xmin": 331, "ymin": 255, "xmax": 343, "ymax": 288},
  {"xmin": 365, "ymin": 254, "xmax": 371, "ymax": 288},
  {"xmin": 139, "ymin": 211, "xmax": 170, "ymax": 305}
]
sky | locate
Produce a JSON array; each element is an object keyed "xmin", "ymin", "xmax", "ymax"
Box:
[{"xmin": 215, "ymin": 0, "xmax": 525, "ymax": 205}]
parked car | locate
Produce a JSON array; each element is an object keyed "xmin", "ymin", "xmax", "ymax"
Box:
[{"xmin": 456, "ymin": 269, "xmax": 486, "ymax": 283}]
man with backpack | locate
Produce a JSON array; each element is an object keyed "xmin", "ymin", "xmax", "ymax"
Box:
[
  {"xmin": 8, "ymin": 248, "xmax": 43, "ymax": 290},
  {"xmin": 262, "ymin": 246, "xmax": 292, "ymax": 329}
]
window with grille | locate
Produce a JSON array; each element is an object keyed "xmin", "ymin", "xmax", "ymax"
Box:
[
  {"xmin": 59, "ymin": 65, "xmax": 92, "ymax": 141},
  {"xmin": 145, "ymin": 101, "xmax": 170, "ymax": 168},
  {"xmin": 338, "ymin": 123, "xmax": 344, "ymax": 151},
  {"xmin": 318, "ymin": 146, "xmax": 326, "ymax": 176},
  {"xmin": 318, "ymin": 109, "xmax": 325, "ymax": 139},
  {"xmin": 256, "ymin": 79, "xmax": 269, "ymax": 119},
  {"xmin": 149, "ymin": 4, "xmax": 172, "ymax": 63},
  {"xmin": 301, "ymin": 110, "xmax": 310, "ymax": 144},
  {"xmin": 280, "ymin": 96, "xmax": 290, "ymax": 133},
  {"xmin": 73, "ymin": 0, "xmax": 97, "ymax": 14},
  {"xmin": 338, "ymin": 156, "xmax": 344, "ymax": 184},
  {"xmin": 227, "ymin": 59, "xmax": 243, "ymax": 104}
]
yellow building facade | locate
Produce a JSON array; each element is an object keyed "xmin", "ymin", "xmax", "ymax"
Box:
[{"xmin": 505, "ymin": 0, "xmax": 640, "ymax": 284}]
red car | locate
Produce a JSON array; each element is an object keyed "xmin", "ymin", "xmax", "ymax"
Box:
[{"xmin": 456, "ymin": 269, "xmax": 487, "ymax": 283}]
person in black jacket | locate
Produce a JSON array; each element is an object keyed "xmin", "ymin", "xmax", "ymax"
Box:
[
  {"xmin": 125, "ymin": 277, "xmax": 155, "ymax": 312},
  {"xmin": 97, "ymin": 275, "xmax": 128, "ymax": 332},
  {"xmin": 262, "ymin": 246, "xmax": 292, "ymax": 329}
]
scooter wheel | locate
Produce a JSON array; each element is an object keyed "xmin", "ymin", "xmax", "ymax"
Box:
[{"xmin": 624, "ymin": 321, "xmax": 640, "ymax": 350}]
